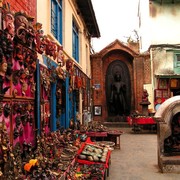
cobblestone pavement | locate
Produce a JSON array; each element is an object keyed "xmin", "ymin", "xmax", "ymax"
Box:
[{"xmin": 107, "ymin": 128, "xmax": 180, "ymax": 180}]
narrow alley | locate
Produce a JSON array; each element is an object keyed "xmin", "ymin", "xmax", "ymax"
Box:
[{"xmin": 108, "ymin": 128, "xmax": 180, "ymax": 180}]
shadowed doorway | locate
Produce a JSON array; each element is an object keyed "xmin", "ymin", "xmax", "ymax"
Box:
[{"xmin": 106, "ymin": 60, "xmax": 131, "ymax": 121}]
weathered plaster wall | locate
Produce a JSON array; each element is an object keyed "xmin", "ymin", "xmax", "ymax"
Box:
[
  {"xmin": 150, "ymin": 2, "xmax": 180, "ymax": 44},
  {"xmin": 152, "ymin": 48, "xmax": 174, "ymax": 75}
]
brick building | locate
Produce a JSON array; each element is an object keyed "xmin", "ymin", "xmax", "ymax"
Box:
[
  {"xmin": 4, "ymin": 0, "xmax": 37, "ymax": 21},
  {"xmin": 91, "ymin": 39, "xmax": 151, "ymax": 122}
]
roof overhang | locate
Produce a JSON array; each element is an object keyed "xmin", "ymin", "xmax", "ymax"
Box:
[
  {"xmin": 155, "ymin": 74, "xmax": 180, "ymax": 78},
  {"xmin": 76, "ymin": 0, "xmax": 100, "ymax": 38},
  {"xmin": 150, "ymin": 0, "xmax": 180, "ymax": 4}
]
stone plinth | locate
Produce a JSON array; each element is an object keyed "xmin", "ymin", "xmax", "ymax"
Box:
[
  {"xmin": 159, "ymin": 156, "xmax": 180, "ymax": 173},
  {"xmin": 140, "ymin": 101, "xmax": 151, "ymax": 116}
]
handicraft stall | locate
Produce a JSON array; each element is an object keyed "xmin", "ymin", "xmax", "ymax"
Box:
[
  {"xmin": 66, "ymin": 137, "xmax": 112, "ymax": 180},
  {"xmin": 0, "ymin": 2, "xmax": 115, "ymax": 179},
  {"xmin": 0, "ymin": 10, "xmax": 37, "ymax": 146}
]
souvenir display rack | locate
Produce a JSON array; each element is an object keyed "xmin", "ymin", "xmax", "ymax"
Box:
[
  {"xmin": 0, "ymin": 3, "xmax": 113, "ymax": 179},
  {"xmin": 0, "ymin": 122, "xmax": 112, "ymax": 179},
  {"xmin": 66, "ymin": 137, "xmax": 111, "ymax": 180}
]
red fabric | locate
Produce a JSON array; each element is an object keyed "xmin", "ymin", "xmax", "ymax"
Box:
[
  {"xmin": 127, "ymin": 116, "xmax": 133, "ymax": 125},
  {"xmin": 127, "ymin": 116, "xmax": 156, "ymax": 125},
  {"xmin": 132, "ymin": 117, "xmax": 156, "ymax": 125},
  {"xmin": 86, "ymin": 137, "xmax": 93, "ymax": 143}
]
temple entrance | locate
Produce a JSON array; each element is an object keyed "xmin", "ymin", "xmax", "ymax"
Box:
[{"xmin": 105, "ymin": 60, "xmax": 131, "ymax": 121}]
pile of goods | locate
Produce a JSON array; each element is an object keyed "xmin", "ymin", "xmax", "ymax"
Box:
[
  {"xmin": 95, "ymin": 141, "xmax": 115, "ymax": 150},
  {"xmin": 78, "ymin": 144, "xmax": 109, "ymax": 163},
  {"xmin": 66, "ymin": 163, "xmax": 105, "ymax": 180},
  {"xmin": 0, "ymin": 122, "xmax": 81, "ymax": 179}
]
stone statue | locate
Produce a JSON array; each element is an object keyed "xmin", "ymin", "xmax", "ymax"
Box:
[
  {"xmin": 140, "ymin": 89, "xmax": 151, "ymax": 116},
  {"xmin": 142, "ymin": 89, "xmax": 149, "ymax": 102},
  {"xmin": 109, "ymin": 71, "xmax": 127, "ymax": 115}
]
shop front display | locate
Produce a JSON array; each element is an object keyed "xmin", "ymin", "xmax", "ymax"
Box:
[
  {"xmin": 66, "ymin": 137, "xmax": 112, "ymax": 180},
  {"xmin": 40, "ymin": 65, "xmax": 51, "ymax": 134},
  {"xmin": 0, "ymin": 2, "xmax": 103, "ymax": 179},
  {"xmin": 154, "ymin": 78, "xmax": 180, "ymax": 111},
  {"xmin": 0, "ymin": 121, "xmax": 112, "ymax": 179},
  {"xmin": 67, "ymin": 163, "xmax": 106, "ymax": 180},
  {"xmin": 0, "ymin": 10, "xmax": 37, "ymax": 147}
]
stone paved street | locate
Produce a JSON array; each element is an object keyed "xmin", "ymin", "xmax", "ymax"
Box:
[{"xmin": 107, "ymin": 128, "xmax": 180, "ymax": 180}]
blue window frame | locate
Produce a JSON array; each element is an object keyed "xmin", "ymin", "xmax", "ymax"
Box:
[
  {"xmin": 51, "ymin": 0, "xmax": 62, "ymax": 44},
  {"xmin": 174, "ymin": 53, "xmax": 180, "ymax": 74},
  {"xmin": 72, "ymin": 20, "xmax": 79, "ymax": 62}
]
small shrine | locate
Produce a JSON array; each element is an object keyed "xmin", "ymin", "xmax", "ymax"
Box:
[{"xmin": 140, "ymin": 89, "xmax": 151, "ymax": 116}]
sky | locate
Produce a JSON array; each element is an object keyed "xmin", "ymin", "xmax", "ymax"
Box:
[{"xmin": 91, "ymin": 0, "xmax": 139, "ymax": 52}]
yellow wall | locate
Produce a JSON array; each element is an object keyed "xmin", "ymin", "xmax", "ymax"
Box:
[
  {"xmin": 37, "ymin": 0, "xmax": 93, "ymax": 122},
  {"xmin": 37, "ymin": 0, "xmax": 91, "ymax": 77}
]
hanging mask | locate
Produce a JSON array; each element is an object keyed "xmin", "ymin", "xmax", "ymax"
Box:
[{"xmin": 3, "ymin": 103, "xmax": 11, "ymax": 117}]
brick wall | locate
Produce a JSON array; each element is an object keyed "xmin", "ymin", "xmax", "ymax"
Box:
[
  {"xmin": 5, "ymin": 0, "xmax": 37, "ymax": 22},
  {"xmin": 134, "ymin": 56, "xmax": 144, "ymax": 111},
  {"xmin": 91, "ymin": 41, "xmax": 151, "ymax": 122}
]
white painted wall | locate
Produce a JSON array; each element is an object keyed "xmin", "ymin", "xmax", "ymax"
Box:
[
  {"xmin": 138, "ymin": 0, "xmax": 180, "ymax": 110},
  {"xmin": 138, "ymin": 0, "xmax": 151, "ymax": 53},
  {"xmin": 152, "ymin": 48, "xmax": 174, "ymax": 75},
  {"xmin": 150, "ymin": 2, "xmax": 180, "ymax": 45},
  {"xmin": 138, "ymin": 0, "xmax": 180, "ymax": 52}
]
